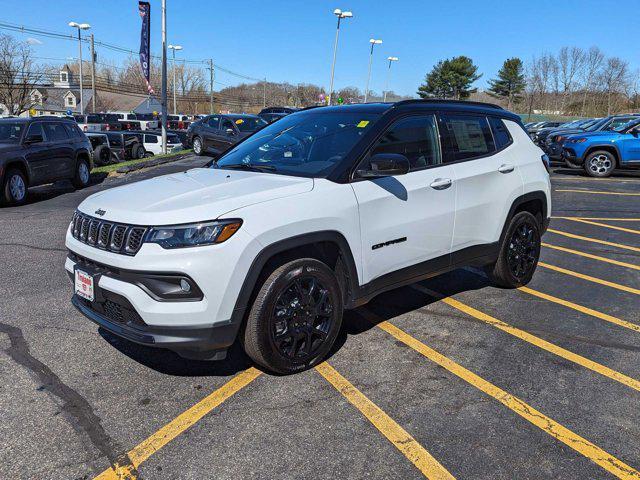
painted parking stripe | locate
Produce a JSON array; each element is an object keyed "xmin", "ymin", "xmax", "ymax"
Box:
[
  {"xmin": 518, "ymin": 286, "xmax": 640, "ymax": 334},
  {"xmin": 551, "ymin": 217, "xmax": 640, "ymax": 222},
  {"xmin": 547, "ymin": 228, "xmax": 640, "ymax": 253},
  {"xmin": 542, "ymin": 242, "xmax": 640, "ymax": 271},
  {"xmin": 94, "ymin": 368, "xmax": 262, "ymax": 480},
  {"xmin": 316, "ymin": 362, "xmax": 455, "ymax": 480},
  {"xmin": 359, "ymin": 310, "xmax": 640, "ymax": 479},
  {"xmin": 412, "ymin": 285, "xmax": 640, "ymax": 392},
  {"xmin": 553, "ymin": 177, "xmax": 640, "ymax": 184},
  {"xmin": 560, "ymin": 218, "xmax": 640, "ymax": 236},
  {"xmin": 555, "ymin": 189, "xmax": 640, "ymax": 197},
  {"xmin": 538, "ymin": 262, "xmax": 640, "ymax": 296}
]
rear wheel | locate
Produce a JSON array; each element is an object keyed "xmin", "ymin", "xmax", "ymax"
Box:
[
  {"xmin": 243, "ymin": 258, "xmax": 343, "ymax": 374},
  {"xmin": 192, "ymin": 136, "xmax": 204, "ymax": 156},
  {"xmin": 487, "ymin": 211, "xmax": 541, "ymax": 288},
  {"xmin": 584, "ymin": 150, "xmax": 616, "ymax": 177},
  {"xmin": 2, "ymin": 168, "xmax": 28, "ymax": 205},
  {"xmin": 134, "ymin": 144, "xmax": 146, "ymax": 159},
  {"xmin": 71, "ymin": 159, "xmax": 91, "ymax": 189},
  {"xmin": 93, "ymin": 145, "xmax": 111, "ymax": 166}
]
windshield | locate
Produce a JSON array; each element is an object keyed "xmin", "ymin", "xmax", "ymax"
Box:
[
  {"xmin": 585, "ymin": 118, "xmax": 609, "ymax": 132},
  {"xmin": 214, "ymin": 111, "xmax": 380, "ymax": 178},
  {"xmin": 0, "ymin": 122, "xmax": 24, "ymax": 143},
  {"xmin": 230, "ymin": 116, "xmax": 268, "ymax": 132},
  {"xmin": 614, "ymin": 119, "xmax": 640, "ymax": 133}
]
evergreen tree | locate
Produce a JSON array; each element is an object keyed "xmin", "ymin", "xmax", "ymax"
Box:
[
  {"xmin": 417, "ymin": 56, "xmax": 481, "ymax": 100},
  {"xmin": 488, "ymin": 58, "xmax": 526, "ymax": 109}
]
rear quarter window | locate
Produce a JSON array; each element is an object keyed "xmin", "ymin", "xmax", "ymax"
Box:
[{"xmin": 488, "ymin": 117, "xmax": 513, "ymax": 150}]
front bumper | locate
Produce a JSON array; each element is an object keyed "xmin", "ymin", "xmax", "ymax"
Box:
[{"xmin": 561, "ymin": 147, "xmax": 583, "ymax": 168}]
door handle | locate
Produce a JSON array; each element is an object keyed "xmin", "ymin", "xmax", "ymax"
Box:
[
  {"xmin": 430, "ymin": 178, "xmax": 452, "ymax": 190},
  {"xmin": 498, "ymin": 164, "xmax": 515, "ymax": 174}
]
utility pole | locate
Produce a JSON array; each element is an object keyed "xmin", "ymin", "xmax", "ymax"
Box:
[
  {"xmin": 208, "ymin": 59, "xmax": 215, "ymax": 114},
  {"xmin": 263, "ymin": 77, "xmax": 267, "ymax": 108},
  {"xmin": 90, "ymin": 34, "xmax": 96, "ymax": 112},
  {"xmin": 160, "ymin": 0, "xmax": 167, "ymax": 154}
]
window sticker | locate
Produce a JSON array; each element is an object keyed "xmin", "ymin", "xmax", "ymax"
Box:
[
  {"xmin": 235, "ymin": 119, "xmax": 244, "ymax": 125},
  {"xmin": 356, "ymin": 120, "xmax": 370, "ymax": 128}
]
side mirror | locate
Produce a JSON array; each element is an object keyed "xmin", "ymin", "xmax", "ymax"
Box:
[
  {"xmin": 24, "ymin": 134, "xmax": 43, "ymax": 144},
  {"xmin": 356, "ymin": 153, "xmax": 410, "ymax": 178},
  {"xmin": 225, "ymin": 128, "xmax": 235, "ymax": 136}
]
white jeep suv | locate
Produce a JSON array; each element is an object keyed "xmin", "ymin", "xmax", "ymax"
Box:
[{"xmin": 65, "ymin": 100, "xmax": 551, "ymax": 374}]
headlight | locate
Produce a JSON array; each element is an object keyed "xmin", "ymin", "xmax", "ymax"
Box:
[
  {"xmin": 145, "ymin": 219, "xmax": 242, "ymax": 249},
  {"xmin": 569, "ymin": 138, "xmax": 587, "ymax": 143}
]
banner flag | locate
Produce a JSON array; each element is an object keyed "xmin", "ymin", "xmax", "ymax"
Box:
[{"xmin": 138, "ymin": 1, "xmax": 154, "ymax": 94}]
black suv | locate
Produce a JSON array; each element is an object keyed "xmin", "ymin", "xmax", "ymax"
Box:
[
  {"xmin": 186, "ymin": 114, "xmax": 268, "ymax": 156},
  {"xmin": 0, "ymin": 116, "xmax": 92, "ymax": 205}
]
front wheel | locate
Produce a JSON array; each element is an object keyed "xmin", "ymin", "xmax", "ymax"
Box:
[
  {"xmin": 2, "ymin": 168, "xmax": 28, "ymax": 206},
  {"xmin": 584, "ymin": 150, "xmax": 616, "ymax": 177},
  {"xmin": 487, "ymin": 211, "xmax": 541, "ymax": 288},
  {"xmin": 192, "ymin": 136, "xmax": 204, "ymax": 156},
  {"xmin": 134, "ymin": 145, "xmax": 146, "ymax": 159},
  {"xmin": 243, "ymin": 258, "xmax": 343, "ymax": 374},
  {"xmin": 71, "ymin": 159, "xmax": 91, "ymax": 189}
]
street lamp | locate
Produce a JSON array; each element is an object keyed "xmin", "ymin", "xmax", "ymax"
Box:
[
  {"xmin": 328, "ymin": 8, "xmax": 353, "ymax": 106},
  {"xmin": 383, "ymin": 56, "xmax": 399, "ymax": 102},
  {"xmin": 68, "ymin": 21, "xmax": 91, "ymax": 114},
  {"xmin": 168, "ymin": 44, "xmax": 183, "ymax": 115},
  {"xmin": 364, "ymin": 38, "xmax": 382, "ymax": 103}
]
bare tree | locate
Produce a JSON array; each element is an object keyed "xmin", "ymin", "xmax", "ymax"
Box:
[
  {"xmin": 599, "ymin": 57, "xmax": 630, "ymax": 115},
  {"xmin": 0, "ymin": 34, "xmax": 42, "ymax": 115},
  {"xmin": 579, "ymin": 46, "xmax": 605, "ymax": 115},
  {"xmin": 558, "ymin": 46, "xmax": 585, "ymax": 111}
]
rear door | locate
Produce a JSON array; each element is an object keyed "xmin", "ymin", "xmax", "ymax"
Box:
[
  {"xmin": 144, "ymin": 134, "xmax": 161, "ymax": 154},
  {"xmin": 351, "ymin": 114, "xmax": 456, "ymax": 285},
  {"xmin": 201, "ymin": 115, "xmax": 221, "ymax": 151},
  {"xmin": 43, "ymin": 122, "xmax": 75, "ymax": 178},
  {"xmin": 22, "ymin": 122, "xmax": 52, "ymax": 184},
  {"xmin": 439, "ymin": 113, "xmax": 523, "ymax": 257}
]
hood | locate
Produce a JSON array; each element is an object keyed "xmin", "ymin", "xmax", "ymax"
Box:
[
  {"xmin": 78, "ymin": 167, "xmax": 314, "ymax": 225},
  {"xmin": 548, "ymin": 128, "xmax": 585, "ymax": 139},
  {"xmin": 569, "ymin": 130, "xmax": 619, "ymax": 139}
]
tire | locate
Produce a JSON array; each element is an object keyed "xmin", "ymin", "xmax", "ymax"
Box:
[
  {"xmin": 71, "ymin": 159, "xmax": 91, "ymax": 189},
  {"xmin": 192, "ymin": 136, "xmax": 204, "ymax": 156},
  {"xmin": 584, "ymin": 150, "xmax": 616, "ymax": 177},
  {"xmin": 2, "ymin": 168, "xmax": 28, "ymax": 206},
  {"xmin": 243, "ymin": 258, "xmax": 343, "ymax": 374},
  {"xmin": 134, "ymin": 144, "xmax": 146, "ymax": 159},
  {"xmin": 486, "ymin": 211, "xmax": 541, "ymax": 288},
  {"xmin": 93, "ymin": 145, "xmax": 111, "ymax": 166}
]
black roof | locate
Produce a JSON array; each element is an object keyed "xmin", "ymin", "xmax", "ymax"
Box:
[{"xmin": 0, "ymin": 115, "xmax": 75, "ymax": 123}]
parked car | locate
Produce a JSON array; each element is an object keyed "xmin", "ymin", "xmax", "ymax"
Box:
[
  {"xmin": 0, "ymin": 116, "xmax": 92, "ymax": 205},
  {"xmin": 545, "ymin": 114, "xmax": 639, "ymax": 160},
  {"xmin": 532, "ymin": 118, "xmax": 594, "ymax": 147},
  {"xmin": 132, "ymin": 131, "xmax": 183, "ymax": 156},
  {"xmin": 259, "ymin": 106, "xmax": 300, "ymax": 115},
  {"xmin": 259, "ymin": 112, "xmax": 288, "ymax": 124},
  {"xmin": 186, "ymin": 113, "xmax": 268, "ymax": 156},
  {"xmin": 85, "ymin": 132, "xmax": 115, "ymax": 166},
  {"xmin": 561, "ymin": 118, "xmax": 640, "ymax": 177},
  {"xmin": 74, "ymin": 114, "xmax": 123, "ymax": 132},
  {"xmin": 104, "ymin": 131, "xmax": 145, "ymax": 160},
  {"xmin": 65, "ymin": 99, "xmax": 550, "ymax": 374},
  {"xmin": 110, "ymin": 111, "xmax": 159, "ymax": 130},
  {"xmin": 527, "ymin": 121, "xmax": 565, "ymax": 135}
]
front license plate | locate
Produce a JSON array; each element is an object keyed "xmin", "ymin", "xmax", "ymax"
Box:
[{"xmin": 75, "ymin": 269, "xmax": 95, "ymax": 302}]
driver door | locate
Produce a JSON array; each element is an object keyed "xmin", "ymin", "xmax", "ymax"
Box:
[
  {"xmin": 350, "ymin": 114, "xmax": 456, "ymax": 285},
  {"xmin": 620, "ymin": 126, "xmax": 640, "ymax": 163}
]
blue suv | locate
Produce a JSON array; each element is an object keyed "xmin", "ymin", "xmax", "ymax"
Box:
[{"xmin": 562, "ymin": 118, "xmax": 640, "ymax": 177}]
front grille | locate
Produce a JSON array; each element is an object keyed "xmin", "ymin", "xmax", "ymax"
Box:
[
  {"xmin": 71, "ymin": 211, "xmax": 147, "ymax": 256},
  {"xmin": 78, "ymin": 294, "xmax": 146, "ymax": 327}
]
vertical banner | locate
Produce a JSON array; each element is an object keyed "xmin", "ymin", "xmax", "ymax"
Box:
[{"xmin": 138, "ymin": 1, "xmax": 154, "ymax": 94}]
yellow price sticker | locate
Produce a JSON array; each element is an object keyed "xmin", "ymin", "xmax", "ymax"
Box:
[
  {"xmin": 235, "ymin": 119, "xmax": 244, "ymax": 124},
  {"xmin": 356, "ymin": 120, "xmax": 370, "ymax": 128}
]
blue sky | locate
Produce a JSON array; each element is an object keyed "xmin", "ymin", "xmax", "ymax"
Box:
[{"xmin": 2, "ymin": 0, "xmax": 638, "ymax": 96}]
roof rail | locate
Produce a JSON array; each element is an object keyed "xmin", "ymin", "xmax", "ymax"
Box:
[{"xmin": 393, "ymin": 99, "xmax": 504, "ymax": 110}]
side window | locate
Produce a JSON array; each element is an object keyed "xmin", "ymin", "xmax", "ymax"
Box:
[
  {"xmin": 43, "ymin": 123, "xmax": 70, "ymax": 142},
  {"xmin": 144, "ymin": 135, "xmax": 158, "ymax": 143},
  {"xmin": 439, "ymin": 114, "xmax": 496, "ymax": 162},
  {"xmin": 63, "ymin": 123, "xmax": 82, "ymax": 138},
  {"xmin": 207, "ymin": 116, "xmax": 220, "ymax": 129},
  {"xmin": 26, "ymin": 123, "xmax": 45, "ymax": 140},
  {"xmin": 369, "ymin": 115, "xmax": 441, "ymax": 171},
  {"xmin": 488, "ymin": 117, "xmax": 513, "ymax": 150},
  {"xmin": 221, "ymin": 119, "xmax": 236, "ymax": 131}
]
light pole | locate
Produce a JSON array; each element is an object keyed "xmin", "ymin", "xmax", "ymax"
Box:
[
  {"xmin": 328, "ymin": 8, "xmax": 353, "ymax": 106},
  {"xmin": 160, "ymin": 0, "xmax": 167, "ymax": 154},
  {"xmin": 383, "ymin": 56, "xmax": 399, "ymax": 102},
  {"xmin": 68, "ymin": 21, "xmax": 91, "ymax": 114},
  {"xmin": 364, "ymin": 38, "xmax": 382, "ymax": 103},
  {"xmin": 168, "ymin": 44, "xmax": 183, "ymax": 115}
]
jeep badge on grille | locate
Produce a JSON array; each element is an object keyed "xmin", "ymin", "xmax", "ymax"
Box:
[{"xmin": 95, "ymin": 209, "xmax": 106, "ymax": 216}]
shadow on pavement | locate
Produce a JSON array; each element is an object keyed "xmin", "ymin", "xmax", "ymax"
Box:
[{"xmin": 20, "ymin": 173, "xmax": 110, "ymax": 206}]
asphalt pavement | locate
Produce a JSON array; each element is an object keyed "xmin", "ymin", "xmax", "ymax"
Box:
[{"xmin": 1, "ymin": 157, "xmax": 639, "ymax": 479}]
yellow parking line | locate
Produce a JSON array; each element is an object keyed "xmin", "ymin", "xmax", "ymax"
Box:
[
  {"xmin": 563, "ymin": 218, "xmax": 640, "ymax": 236},
  {"xmin": 555, "ymin": 189, "xmax": 640, "ymax": 197},
  {"xmin": 538, "ymin": 262, "xmax": 640, "ymax": 296},
  {"xmin": 411, "ymin": 285, "xmax": 640, "ymax": 392},
  {"xmin": 542, "ymin": 242, "xmax": 640, "ymax": 271},
  {"xmin": 94, "ymin": 368, "xmax": 262, "ymax": 480},
  {"xmin": 316, "ymin": 362, "xmax": 455, "ymax": 480},
  {"xmin": 553, "ymin": 177, "xmax": 640, "ymax": 184},
  {"xmin": 552, "ymin": 217, "xmax": 640, "ymax": 222},
  {"xmin": 518, "ymin": 286, "xmax": 640, "ymax": 334},
  {"xmin": 361, "ymin": 311, "xmax": 640, "ymax": 479},
  {"xmin": 547, "ymin": 228, "xmax": 640, "ymax": 253}
]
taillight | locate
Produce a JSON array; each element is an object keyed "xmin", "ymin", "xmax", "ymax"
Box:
[
  {"xmin": 83, "ymin": 125, "xmax": 87, "ymax": 132},
  {"xmin": 105, "ymin": 124, "xmax": 110, "ymax": 131}
]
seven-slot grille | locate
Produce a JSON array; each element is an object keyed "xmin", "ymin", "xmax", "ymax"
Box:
[{"xmin": 71, "ymin": 211, "xmax": 147, "ymax": 255}]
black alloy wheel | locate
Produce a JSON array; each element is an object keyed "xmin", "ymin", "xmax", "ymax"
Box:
[{"xmin": 506, "ymin": 222, "xmax": 539, "ymax": 280}]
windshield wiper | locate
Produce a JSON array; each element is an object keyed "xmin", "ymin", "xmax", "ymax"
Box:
[{"xmin": 219, "ymin": 162, "xmax": 277, "ymax": 173}]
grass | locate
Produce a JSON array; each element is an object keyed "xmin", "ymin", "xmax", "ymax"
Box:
[{"xmin": 92, "ymin": 149, "xmax": 193, "ymax": 174}]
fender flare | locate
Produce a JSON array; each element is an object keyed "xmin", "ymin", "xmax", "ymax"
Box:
[
  {"xmin": 230, "ymin": 230, "xmax": 360, "ymax": 326},
  {"xmin": 581, "ymin": 144, "xmax": 622, "ymax": 163},
  {"xmin": 498, "ymin": 191, "xmax": 549, "ymax": 247},
  {"xmin": 1, "ymin": 157, "xmax": 31, "ymax": 184}
]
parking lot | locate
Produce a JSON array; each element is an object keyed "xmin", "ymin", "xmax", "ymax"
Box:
[{"xmin": 1, "ymin": 159, "xmax": 639, "ymax": 479}]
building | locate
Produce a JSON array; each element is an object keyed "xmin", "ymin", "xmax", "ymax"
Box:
[{"xmin": 26, "ymin": 65, "xmax": 93, "ymax": 116}]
